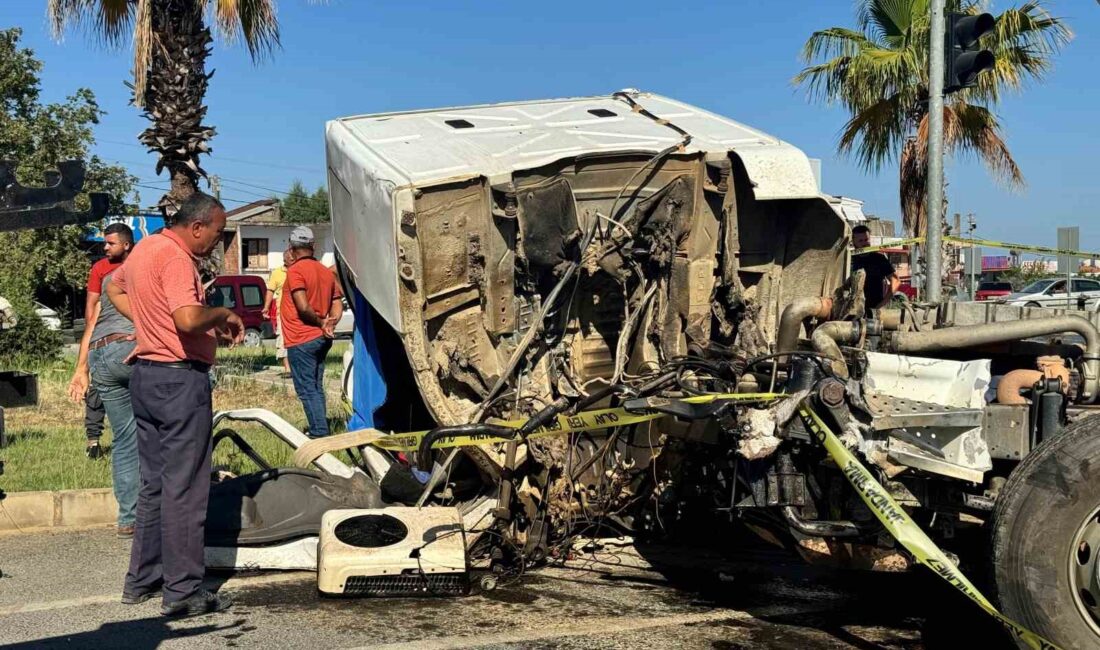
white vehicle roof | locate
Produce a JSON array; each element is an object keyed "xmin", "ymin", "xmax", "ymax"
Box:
[{"xmin": 327, "ymin": 91, "xmax": 820, "ymax": 200}]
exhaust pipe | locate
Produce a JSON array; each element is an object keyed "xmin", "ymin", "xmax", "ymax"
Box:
[
  {"xmin": 777, "ymin": 297, "xmax": 833, "ymax": 354},
  {"xmin": 887, "ymin": 316, "xmax": 1100, "ymax": 403},
  {"xmin": 811, "ymin": 321, "xmax": 863, "ymax": 379}
]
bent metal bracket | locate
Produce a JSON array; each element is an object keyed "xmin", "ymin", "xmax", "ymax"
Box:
[{"xmin": 0, "ymin": 159, "xmax": 109, "ymax": 231}]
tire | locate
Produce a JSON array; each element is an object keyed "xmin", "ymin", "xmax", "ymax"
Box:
[
  {"xmin": 990, "ymin": 415, "xmax": 1100, "ymax": 649},
  {"xmin": 1025, "ymin": 301, "xmax": 1042, "ymax": 308},
  {"xmin": 242, "ymin": 328, "xmax": 262, "ymax": 348}
]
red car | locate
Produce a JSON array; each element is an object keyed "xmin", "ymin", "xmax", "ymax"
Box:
[
  {"xmin": 975, "ymin": 281, "xmax": 1013, "ymax": 302},
  {"xmin": 896, "ymin": 280, "xmax": 917, "ymax": 300},
  {"xmin": 208, "ymin": 275, "xmax": 274, "ymax": 347}
]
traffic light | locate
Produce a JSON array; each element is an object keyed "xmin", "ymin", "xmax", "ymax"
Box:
[{"xmin": 945, "ymin": 12, "xmax": 995, "ymax": 93}]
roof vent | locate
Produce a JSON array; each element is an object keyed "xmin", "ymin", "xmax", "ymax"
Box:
[
  {"xmin": 444, "ymin": 119, "xmax": 475, "ymax": 129},
  {"xmin": 587, "ymin": 108, "xmax": 616, "ymax": 118}
]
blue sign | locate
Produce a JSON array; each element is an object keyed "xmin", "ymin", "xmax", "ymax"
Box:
[{"xmin": 86, "ymin": 214, "xmax": 165, "ymax": 243}]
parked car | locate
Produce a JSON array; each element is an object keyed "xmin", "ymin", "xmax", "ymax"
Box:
[
  {"xmin": 34, "ymin": 302, "xmax": 61, "ymax": 331},
  {"xmin": 334, "ymin": 298, "xmax": 354, "ymax": 337},
  {"xmin": 207, "ymin": 275, "xmax": 273, "ymax": 347},
  {"xmin": 974, "ymin": 281, "xmax": 1013, "ymax": 302},
  {"xmin": 1001, "ymin": 277, "xmax": 1100, "ymax": 309},
  {"xmin": 895, "ymin": 281, "xmax": 917, "ymax": 300}
]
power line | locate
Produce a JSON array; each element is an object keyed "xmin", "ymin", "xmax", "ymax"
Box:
[
  {"xmin": 219, "ymin": 179, "xmax": 283, "ymax": 198},
  {"xmin": 96, "ymin": 139, "xmax": 320, "ymax": 173},
  {"xmin": 132, "ymin": 182, "xmax": 253, "ymax": 205},
  {"xmin": 98, "ymin": 156, "xmax": 306, "ymax": 198},
  {"xmin": 220, "ymin": 177, "xmax": 290, "ymax": 196}
]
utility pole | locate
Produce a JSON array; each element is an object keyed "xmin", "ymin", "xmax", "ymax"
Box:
[
  {"xmin": 925, "ymin": 0, "xmax": 946, "ymax": 304},
  {"xmin": 968, "ymin": 212, "xmax": 977, "ymax": 300},
  {"xmin": 209, "ymin": 174, "xmax": 221, "ymax": 201}
]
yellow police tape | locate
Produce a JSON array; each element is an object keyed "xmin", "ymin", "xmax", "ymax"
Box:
[
  {"xmin": 360, "ymin": 392, "xmax": 1060, "ymax": 647},
  {"xmin": 856, "ymin": 234, "xmax": 1100, "ymax": 260},
  {"xmin": 797, "ymin": 404, "xmax": 1061, "ymax": 650},
  {"xmin": 368, "ymin": 392, "xmax": 785, "ymax": 452}
]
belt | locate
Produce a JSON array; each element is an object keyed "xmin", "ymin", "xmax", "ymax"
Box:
[
  {"xmin": 90, "ymin": 333, "xmax": 133, "ymax": 350},
  {"xmin": 134, "ymin": 359, "xmax": 211, "ymax": 372}
]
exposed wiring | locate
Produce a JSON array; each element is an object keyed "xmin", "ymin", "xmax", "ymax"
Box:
[{"xmin": 475, "ymin": 213, "xmax": 601, "ymax": 418}]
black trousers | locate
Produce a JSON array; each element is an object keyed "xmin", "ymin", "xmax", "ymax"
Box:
[
  {"xmin": 84, "ymin": 382, "xmax": 104, "ymax": 440},
  {"xmin": 125, "ymin": 363, "xmax": 213, "ymax": 603}
]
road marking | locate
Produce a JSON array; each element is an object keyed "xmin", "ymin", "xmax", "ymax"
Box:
[
  {"xmin": 0, "ymin": 571, "xmax": 312, "ymax": 616},
  {"xmin": 350, "ymin": 606, "xmax": 826, "ymax": 650}
]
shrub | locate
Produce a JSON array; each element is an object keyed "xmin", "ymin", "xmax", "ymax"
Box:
[{"xmin": 0, "ymin": 307, "xmax": 62, "ymax": 366}]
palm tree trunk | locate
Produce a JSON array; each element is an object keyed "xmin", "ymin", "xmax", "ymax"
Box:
[
  {"xmin": 136, "ymin": 0, "xmax": 216, "ymax": 222},
  {"xmin": 899, "ymin": 136, "xmax": 926, "ymax": 238}
]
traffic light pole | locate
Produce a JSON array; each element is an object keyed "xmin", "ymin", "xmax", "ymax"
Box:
[{"xmin": 926, "ymin": 0, "xmax": 946, "ymax": 304}]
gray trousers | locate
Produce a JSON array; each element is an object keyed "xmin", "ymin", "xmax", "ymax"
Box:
[{"xmin": 125, "ymin": 363, "xmax": 213, "ymax": 604}]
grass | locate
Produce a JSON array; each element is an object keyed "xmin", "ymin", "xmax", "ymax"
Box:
[{"xmin": 0, "ymin": 342, "xmax": 351, "ymax": 493}]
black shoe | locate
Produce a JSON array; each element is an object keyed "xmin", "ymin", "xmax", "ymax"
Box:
[
  {"xmin": 86, "ymin": 441, "xmax": 103, "ymax": 460},
  {"xmin": 161, "ymin": 589, "xmax": 233, "ymax": 617},
  {"xmin": 121, "ymin": 587, "xmax": 161, "ymax": 605}
]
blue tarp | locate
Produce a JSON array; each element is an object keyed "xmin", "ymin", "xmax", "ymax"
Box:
[{"xmin": 347, "ymin": 287, "xmax": 388, "ymax": 430}]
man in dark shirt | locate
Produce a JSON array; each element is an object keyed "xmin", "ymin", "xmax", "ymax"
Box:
[{"xmin": 851, "ymin": 224, "xmax": 900, "ymax": 310}]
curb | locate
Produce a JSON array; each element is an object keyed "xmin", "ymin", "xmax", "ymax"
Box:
[{"xmin": 0, "ymin": 488, "xmax": 117, "ymax": 534}]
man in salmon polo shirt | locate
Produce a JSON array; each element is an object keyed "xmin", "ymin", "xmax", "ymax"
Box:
[
  {"xmin": 281, "ymin": 226, "xmax": 343, "ymax": 438},
  {"xmin": 106, "ymin": 192, "xmax": 243, "ymax": 617}
]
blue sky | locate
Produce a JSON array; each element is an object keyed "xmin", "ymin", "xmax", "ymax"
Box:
[{"xmin": 6, "ymin": 0, "xmax": 1099, "ymax": 252}]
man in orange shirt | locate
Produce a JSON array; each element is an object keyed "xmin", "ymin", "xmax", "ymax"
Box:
[
  {"xmin": 281, "ymin": 226, "xmax": 343, "ymax": 438},
  {"xmin": 107, "ymin": 193, "xmax": 243, "ymax": 617}
]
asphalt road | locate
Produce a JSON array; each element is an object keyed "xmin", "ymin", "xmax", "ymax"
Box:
[{"xmin": 0, "ymin": 527, "xmax": 1014, "ymax": 649}]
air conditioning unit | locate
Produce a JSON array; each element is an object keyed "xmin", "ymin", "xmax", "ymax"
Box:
[{"xmin": 317, "ymin": 507, "xmax": 468, "ymax": 596}]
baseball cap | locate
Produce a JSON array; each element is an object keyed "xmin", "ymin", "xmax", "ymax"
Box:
[{"xmin": 289, "ymin": 225, "xmax": 315, "ymax": 245}]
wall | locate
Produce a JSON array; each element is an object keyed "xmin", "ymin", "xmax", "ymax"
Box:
[
  {"xmin": 235, "ymin": 224, "xmax": 336, "ymax": 278},
  {"xmin": 222, "ymin": 231, "xmax": 240, "ymax": 275}
]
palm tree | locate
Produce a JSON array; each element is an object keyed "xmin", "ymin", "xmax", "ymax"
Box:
[
  {"xmin": 794, "ymin": 0, "xmax": 1071, "ymax": 237},
  {"xmin": 47, "ymin": 0, "xmax": 280, "ymax": 219}
]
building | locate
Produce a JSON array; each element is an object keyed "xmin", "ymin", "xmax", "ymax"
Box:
[{"xmin": 221, "ymin": 199, "xmax": 336, "ymax": 279}]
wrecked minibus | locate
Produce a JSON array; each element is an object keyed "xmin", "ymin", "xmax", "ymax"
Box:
[{"xmin": 207, "ymin": 91, "xmax": 1100, "ymax": 649}]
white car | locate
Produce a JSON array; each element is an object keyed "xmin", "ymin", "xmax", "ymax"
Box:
[
  {"xmin": 1001, "ymin": 278, "xmax": 1100, "ymax": 310},
  {"xmin": 34, "ymin": 302, "xmax": 62, "ymax": 330},
  {"xmin": 334, "ymin": 298, "xmax": 355, "ymax": 337}
]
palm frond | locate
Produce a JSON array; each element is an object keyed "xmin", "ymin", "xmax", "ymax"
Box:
[
  {"xmin": 837, "ymin": 94, "xmax": 909, "ymax": 172},
  {"xmin": 967, "ymin": 1, "xmax": 1072, "ymax": 102},
  {"xmin": 208, "ymin": 0, "xmax": 282, "ymax": 61},
  {"xmin": 945, "ymin": 102, "xmax": 1024, "ymax": 189},
  {"xmin": 800, "ymin": 27, "xmax": 878, "ymax": 63},
  {"xmin": 857, "ymin": 0, "xmax": 926, "ymax": 44},
  {"xmin": 47, "ymin": 0, "xmax": 134, "ymax": 45},
  {"xmin": 132, "ymin": 0, "xmax": 152, "ymax": 108},
  {"xmin": 795, "ymin": 39, "xmax": 923, "ymax": 117}
]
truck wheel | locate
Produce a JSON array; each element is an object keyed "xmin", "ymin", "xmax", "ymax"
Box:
[
  {"xmin": 242, "ymin": 328, "xmax": 262, "ymax": 348},
  {"xmin": 990, "ymin": 415, "xmax": 1100, "ymax": 649}
]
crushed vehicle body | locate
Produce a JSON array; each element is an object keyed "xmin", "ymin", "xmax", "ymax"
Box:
[{"xmin": 208, "ymin": 92, "xmax": 1100, "ymax": 649}]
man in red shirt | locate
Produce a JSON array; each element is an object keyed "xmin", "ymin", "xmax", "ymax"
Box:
[
  {"xmin": 280, "ymin": 226, "xmax": 343, "ymax": 438},
  {"xmin": 68, "ymin": 222, "xmax": 139, "ymax": 537},
  {"xmin": 107, "ymin": 193, "xmax": 243, "ymax": 617}
]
